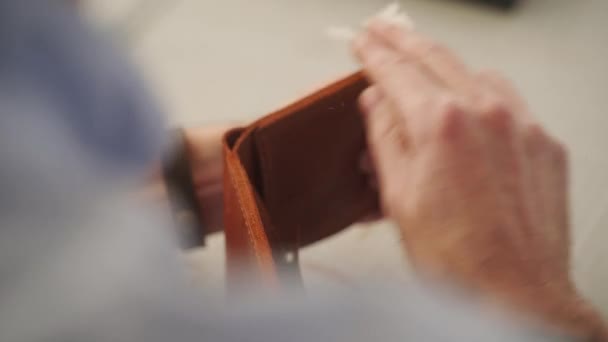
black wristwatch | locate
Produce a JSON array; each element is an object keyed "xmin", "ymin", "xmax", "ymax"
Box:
[{"xmin": 162, "ymin": 129, "xmax": 207, "ymax": 248}]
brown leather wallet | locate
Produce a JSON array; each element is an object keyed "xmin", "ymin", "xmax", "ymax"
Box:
[{"xmin": 222, "ymin": 71, "xmax": 378, "ymax": 287}]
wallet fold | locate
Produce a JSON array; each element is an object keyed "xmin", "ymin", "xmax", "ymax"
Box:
[{"xmin": 222, "ymin": 71, "xmax": 377, "ymax": 286}]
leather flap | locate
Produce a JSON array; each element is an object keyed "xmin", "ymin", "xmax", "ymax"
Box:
[
  {"xmin": 253, "ymin": 73, "xmax": 376, "ymax": 248},
  {"xmin": 222, "ymin": 72, "xmax": 378, "ymax": 282}
]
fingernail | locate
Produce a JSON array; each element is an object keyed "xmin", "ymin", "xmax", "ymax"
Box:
[{"xmin": 359, "ymin": 86, "xmax": 382, "ymax": 113}]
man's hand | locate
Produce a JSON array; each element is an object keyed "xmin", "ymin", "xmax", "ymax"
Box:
[
  {"xmin": 183, "ymin": 125, "xmax": 233, "ymax": 233},
  {"xmin": 138, "ymin": 125, "xmax": 231, "ymax": 238},
  {"xmin": 352, "ymin": 20, "xmax": 607, "ymax": 340}
]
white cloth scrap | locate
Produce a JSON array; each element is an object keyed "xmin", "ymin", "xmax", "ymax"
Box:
[{"xmin": 326, "ymin": 2, "xmax": 414, "ymax": 42}]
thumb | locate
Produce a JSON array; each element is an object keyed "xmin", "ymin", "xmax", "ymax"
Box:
[{"xmin": 358, "ymin": 86, "xmax": 408, "ymax": 192}]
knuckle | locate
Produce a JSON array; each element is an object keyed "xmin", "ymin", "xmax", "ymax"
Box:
[
  {"xmin": 435, "ymin": 97, "xmax": 466, "ymax": 141},
  {"xmin": 527, "ymin": 122, "xmax": 545, "ymax": 135},
  {"xmin": 479, "ymin": 98, "xmax": 514, "ymax": 132},
  {"xmin": 481, "ymin": 98, "xmax": 510, "ymax": 120},
  {"xmin": 525, "ymin": 123, "xmax": 548, "ymax": 142}
]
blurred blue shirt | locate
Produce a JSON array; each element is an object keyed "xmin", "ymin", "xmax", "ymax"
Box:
[{"xmin": 0, "ymin": 0, "xmax": 165, "ymax": 203}]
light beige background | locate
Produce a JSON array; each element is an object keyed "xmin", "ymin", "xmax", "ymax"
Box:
[{"xmin": 85, "ymin": 0, "xmax": 608, "ymax": 312}]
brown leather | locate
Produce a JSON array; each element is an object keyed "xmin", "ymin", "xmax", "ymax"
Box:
[{"xmin": 222, "ymin": 71, "xmax": 378, "ymax": 287}]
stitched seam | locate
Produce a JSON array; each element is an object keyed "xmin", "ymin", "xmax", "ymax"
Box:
[
  {"xmin": 226, "ymin": 127, "xmax": 278, "ymax": 282},
  {"xmin": 230, "ymin": 165, "xmax": 257, "ymax": 256},
  {"xmin": 227, "ymin": 153, "xmax": 276, "ymax": 279},
  {"xmin": 229, "ymin": 160, "xmax": 263, "ymax": 258}
]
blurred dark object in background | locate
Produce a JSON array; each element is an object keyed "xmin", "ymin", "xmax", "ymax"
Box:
[
  {"xmin": 465, "ymin": 0, "xmax": 520, "ymax": 10},
  {"xmin": 489, "ymin": 0, "xmax": 519, "ymax": 9}
]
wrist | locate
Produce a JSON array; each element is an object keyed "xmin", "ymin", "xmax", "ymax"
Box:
[{"xmin": 136, "ymin": 166, "xmax": 169, "ymax": 202}]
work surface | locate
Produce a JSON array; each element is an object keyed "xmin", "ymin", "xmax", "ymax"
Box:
[{"xmin": 86, "ymin": 0, "xmax": 608, "ymax": 312}]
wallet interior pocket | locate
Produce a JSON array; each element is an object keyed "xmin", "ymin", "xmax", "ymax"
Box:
[
  {"xmin": 252, "ymin": 74, "xmax": 378, "ymax": 249},
  {"xmin": 222, "ymin": 72, "xmax": 379, "ymax": 284}
]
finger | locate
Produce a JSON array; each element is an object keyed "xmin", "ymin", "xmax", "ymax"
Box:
[
  {"xmin": 361, "ymin": 96, "xmax": 404, "ymax": 152},
  {"xmin": 359, "ymin": 86, "xmax": 398, "ymax": 143},
  {"xmin": 359, "ymin": 152, "xmax": 379, "ymax": 191},
  {"xmin": 359, "ymin": 85, "xmax": 384, "ymax": 115},
  {"xmin": 361, "ymin": 96, "xmax": 407, "ymax": 188},
  {"xmin": 353, "ymin": 30, "xmax": 441, "ymax": 102},
  {"xmin": 522, "ymin": 124, "xmax": 568, "ymax": 251},
  {"xmin": 353, "ymin": 31, "xmax": 443, "ymax": 144},
  {"xmin": 476, "ymin": 69, "xmax": 531, "ymax": 122},
  {"xmin": 366, "ymin": 19, "xmax": 475, "ymax": 94}
]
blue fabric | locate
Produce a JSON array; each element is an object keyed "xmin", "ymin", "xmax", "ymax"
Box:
[{"xmin": 0, "ymin": 0, "xmax": 165, "ymax": 174}]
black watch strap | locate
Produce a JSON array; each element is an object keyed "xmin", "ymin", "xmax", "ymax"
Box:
[{"xmin": 162, "ymin": 129, "xmax": 206, "ymax": 248}]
